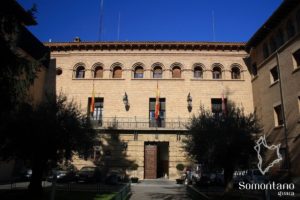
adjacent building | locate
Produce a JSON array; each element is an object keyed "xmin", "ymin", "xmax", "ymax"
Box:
[
  {"xmin": 0, "ymin": 0, "xmax": 53, "ymax": 182},
  {"xmin": 246, "ymin": 0, "xmax": 300, "ymax": 178}
]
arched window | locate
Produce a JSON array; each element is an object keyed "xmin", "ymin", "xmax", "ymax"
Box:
[
  {"xmin": 212, "ymin": 66, "xmax": 222, "ymax": 79},
  {"xmin": 75, "ymin": 66, "xmax": 85, "ymax": 78},
  {"xmin": 153, "ymin": 66, "xmax": 162, "ymax": 78},
  {"xmin": 286, "ymin": 20, "xmax": 296, "ymax": 39},
  {"xmin": 94, "ymin": 66, "xmax": 103, "ymax": 78},
  {"xmin": 194, "ymin": 66, "xmax": 203, "ymax": 78},
  {"xmin": 231, "ymin": 67, "xmax": 241, "ymax": 79},
  {"xmin": 113, "ymin": 66, "xmax": 122, "ymax": 78},
  {"xmin": 134, "ymin": 66, "xmax": 144, "ymax": 78},
  {"xmin": 172, "ymin": 66, "xmax": 181, "ymax": 78}
]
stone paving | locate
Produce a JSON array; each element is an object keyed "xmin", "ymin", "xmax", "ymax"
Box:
[{"xmin": 130, "ymin": 179, "xmax": 191, "ymax": 200}]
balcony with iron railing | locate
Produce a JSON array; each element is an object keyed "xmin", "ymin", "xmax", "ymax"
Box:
[{"xmin": 90, "ymin": 117, "xmax": 189, "ymax": 131}]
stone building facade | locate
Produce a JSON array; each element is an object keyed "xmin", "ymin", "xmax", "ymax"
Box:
[
  {"xmin": 48, "ymin": 41, "xmax": 254, "ymax": 179},
  {"xmin": 247, "ymin": 0, "xmax": 300, "ymax": 178}
]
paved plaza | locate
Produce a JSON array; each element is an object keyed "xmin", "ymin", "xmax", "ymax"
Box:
[{"xmin": 130, "ymin": 179, "xmax": 191, "ymax": 200}]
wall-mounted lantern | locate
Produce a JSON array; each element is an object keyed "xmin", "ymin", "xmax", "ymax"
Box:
[
  {"xmin": 187, "ymin": 92, "xmax": 192, "ymax": 112},
  {"xmin": 123, "ymin": 92, "xmax": 130, "ymax": 111}
]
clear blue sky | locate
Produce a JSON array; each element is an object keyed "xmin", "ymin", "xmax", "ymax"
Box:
[{"xmin": 18, "ymin": 0, "xmax": 283, "ymax": 42}]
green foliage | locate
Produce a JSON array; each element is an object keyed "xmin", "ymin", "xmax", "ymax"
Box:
[
  {"xmin": 1, "ymin": 93, "xmax": 97, "ymax": 161},
  {"xmin": 183, "ymin": 103, "xmax": 261, "ymax": 182},
  {"xmin": 0, "ymin": 94, "xmax": 97, "ymax": 194},
  {"xmin": 27, "ymin": 4, "xmax": 38, "ymax": 20},
  {"xmin": 0, "ymin": 13, "xmax": 47, "ymax": 116},
  {"xmin": 129, "ymin": 163, "xmax": 139, "ymax": 171},
  {"xmin": 176, "ymin": 163, "xmax": 185, "ymax": 171}
]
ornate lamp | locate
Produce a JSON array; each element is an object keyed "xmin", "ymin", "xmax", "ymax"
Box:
[
  {"xmin": 187, "ymin": 92, "xmax": 192, "ymax": 112},
  {"xmin": 123, "ymin": 92, "xmax": 130, "ymax": 111}
]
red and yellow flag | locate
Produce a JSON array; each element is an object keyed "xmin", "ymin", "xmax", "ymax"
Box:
[
  {"xmin": 155, "ymin": 83, "xmax": 160, "ymax": 120},
  {"xmin": 221, "ymin": 92, "xmax": 226, "ymax": 115},
  {"xmin": 90, "ymin": 85, "xmax": 95, "ymax": 113}
]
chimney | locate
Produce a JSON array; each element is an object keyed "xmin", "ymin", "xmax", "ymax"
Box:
[{"xmin": 74, "ymin": 37, "xmax": 81, "ymax": 42}]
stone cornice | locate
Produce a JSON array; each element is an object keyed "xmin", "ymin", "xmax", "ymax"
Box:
[{"xmin": 45, "ymin": 41, "xmax": 246, "ymax": 52}]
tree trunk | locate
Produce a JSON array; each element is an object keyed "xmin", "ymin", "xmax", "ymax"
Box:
[{"xmin": 28, "ymin": 158, "xmax": 46, "ymax": 199}]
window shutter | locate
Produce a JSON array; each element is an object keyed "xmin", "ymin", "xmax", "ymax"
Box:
[
  {"xmin": 94, "ymin": 67, "xmax": 103, "ymax": 78},
  {"xmin": 149, "ymin": 99, "xmax": 155, "ymax": 110},
  {"xmin": 160, "ymin": 101, "xmax": 165, "ymax": 110},
  {"xmin": 172, "ymin": 67, "xmax": 181, "ymax": 78},
  {"xmin": 113, "ymin": 67, "xmax": 122, "ymax": 78}
]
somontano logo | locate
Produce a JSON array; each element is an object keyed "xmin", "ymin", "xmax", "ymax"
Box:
[
  {"xmin": 239, "ymin": 182, "xmax": 294, "ymax": 190},
  {"xmin": 239, "ymin": 182, "xmax": 295, "ymax": 197},
  {"xmin": 254, "ymin": 135, "xmax": 282, "ymax": 175}
]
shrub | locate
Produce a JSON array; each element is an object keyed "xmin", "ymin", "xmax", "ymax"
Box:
[{"xmin": 176, "ymin": 163, "xmax": 185, "ymax": 171}]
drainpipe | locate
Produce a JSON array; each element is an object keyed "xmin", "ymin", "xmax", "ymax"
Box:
[{"xmin": 275, "ymin": 51, "xmax": 290, "ymax": 173}]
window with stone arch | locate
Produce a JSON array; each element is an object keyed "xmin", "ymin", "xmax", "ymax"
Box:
[
  {"xmin": 133, "ymin": 64, "xmax": 144, "ymax": 78},
  {"xmin": 93, "ymin": 64, "xmax": 103, "ymax": 78},
  {"xmin": 172, "ymin": 66, "xmax": 181, "ymax": 78},
  {"xmin": 193, "ymin": 64, "xmax": 204, "ymax": 79},
  {"xmin": 231, "ymin": 64, "xmax": 241, "ymax": 79},
  {"xmin": 212, "ymin": 64, "xmax": 222, "ymax": 79},
  {"xmin": 112, "ymin": 66, "xmax": 122, "ymax": 78},
  {"xmin": 74, "ymin": 64, "xmax": 85, "ymax": 79},
  {"xmin": 153, "ymin": 66, "xmax": 163, "ymax": 78}
]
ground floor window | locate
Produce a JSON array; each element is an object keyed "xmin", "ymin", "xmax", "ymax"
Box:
[
  {"xmin": 88, "ymin": 97, "xmax": 103, "ymax": 125},
  {"xmin": 149, "ymin": 98, "xmax": 165, "ymax": 127},
  {"xmin": 211, "ymin": 98, "xmax": 227, "ymax": 117}
]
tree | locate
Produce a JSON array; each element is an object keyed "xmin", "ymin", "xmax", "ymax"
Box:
[
  {"xmin": 0, "ymin": 2, "xmax": 44, "ymax": 116},
  {"xmin": 0, "ymin": 94, "xmax": 97, "ymax": 197},
  {"xmin": 1, "ymin": 5, "xmax": 97, "ymax": 197},
  {"xmin": 183, "ymin": 103, "xmax": 261, "ymax": 189}
]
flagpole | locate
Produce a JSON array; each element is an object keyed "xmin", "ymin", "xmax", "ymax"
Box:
[
  {"xmin": 99, "ymin": 0, "xmax": 104, "ymax": 41},
  {"xmin": 90, "ymin": 80, "xmax": 95, "ymax": 114},
  {"xmin": 221, "ymin": 81, "xmax": 226, "ymax": 115},
  {"xmin": 155, "ymin": 80, "xmax": 160, "ymax": 126},
  {"xmin": 117, "ymin": 12, "xmax": 121, "ymax": 41}
]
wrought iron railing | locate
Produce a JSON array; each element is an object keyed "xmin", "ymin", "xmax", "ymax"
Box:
[{"xmin": 90, "ymin": 117, "xmax": 188, "ymax": 130}]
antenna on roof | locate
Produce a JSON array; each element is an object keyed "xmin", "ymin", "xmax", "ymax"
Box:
[
  {"xmin": 212, "ymin": 10, "xmax": 216, "ymax": 41},
  {"xmin": 117, "ymin": 12, "xmax": 121, "ymax": 41},
  {"xmin": 98, "ymin": 0, "xmax": 104, "ymax": 41}
]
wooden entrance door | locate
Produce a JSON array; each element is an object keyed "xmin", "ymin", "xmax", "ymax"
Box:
[{"xmin": 144, "ymin": 145, "xmax": 157, "ymax": 179}]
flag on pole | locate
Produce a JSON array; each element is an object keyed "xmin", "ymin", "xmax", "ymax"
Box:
[
  {"xmin": 221, "ymin": 91, "xmax": 226, "ymax": 115},
  {"xmin": 155, "ymin": 82, "xmax": 160, "ymax": 120},
  {"xmin": 90, "ymin": 84, "xmax": 95, "ymax": 113}
]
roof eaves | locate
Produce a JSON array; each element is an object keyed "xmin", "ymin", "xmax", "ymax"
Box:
[{"xmin": 246, "ymin": 0, "xmax": 299, "ymax": 49}]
